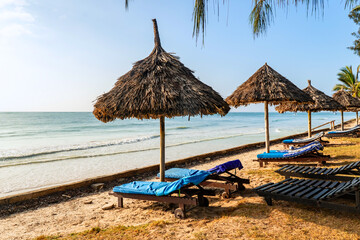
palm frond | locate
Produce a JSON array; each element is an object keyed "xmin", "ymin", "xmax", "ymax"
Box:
[
  {"xmin": 333, "ymin": 84, "xmax": 351, "ymax": 91},
  {"xmin": 249, "ymin": 0, "xmax": 274, "ymax": 37},
  {"xmin": 192, "ymin": 0, "xmax": 208, "ymax": 44}
]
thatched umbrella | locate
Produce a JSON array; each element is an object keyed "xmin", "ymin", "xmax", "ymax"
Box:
[
  {"xmin": 226, "ymin": 63, "xmax": 313, "ymax": 153},
  {"xmin": 332, "ymin": 89, "xmax": 360, "ymax": 130},
  {"xmin": 93, "ymin": 19, "xmax": 229, "ymax": 181},
  {"xmin": 276, "ymin": 80, "xmax": 344, "ymax": 137}
]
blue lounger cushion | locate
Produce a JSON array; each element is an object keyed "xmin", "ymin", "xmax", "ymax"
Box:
[
  {"xmin": 158, "ymin": 160, "xmax": 243, "ymax": 179},
  {"xmin": 283, "ymin": 132, "xmax": 324, "ymax": 144},
  {"xmin": 113, "ymin": 170, "xmax": 211, "ymax": 196},
  {"xmin": 257, "ymin": 141, "xmax": 323, "ymax": 159},
  {"xmin": 327, "ymin": 125, "xmax": 360, "ymax": 134}
]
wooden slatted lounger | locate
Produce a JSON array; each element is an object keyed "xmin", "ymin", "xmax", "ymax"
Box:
[
  {"xmin": 255, "ymin": 142, "xmax": 330, "ymax": 167},
  {"xmin": 254, "ymin": 177, "xmax": 360, "ymax": 213},
  {"xmin": 110, "ymin": 170, "xmax": 216, "ymax": 219},
  {"xmin": 158, "ymin": 160, "xmax": 250, "ymax": 198},
  {"xmin": 282, "ymin": 132, "xmax": 329, "ymax": 148},
  {"xmin": 325, "ymin": 125, "xmax": 360, "ymax": 138},
  {"xmin": 275, "ymin": 161, "xmax": 360, "ymax": 181}
]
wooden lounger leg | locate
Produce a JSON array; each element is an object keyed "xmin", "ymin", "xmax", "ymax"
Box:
[
  {"xmin": 118, "ymin": 197, "xmax": 123, "ymax": 208},
  {"xmin": 174, "ymin": 203, "xmax": 186, "ymax": 219},
  {"xmin": 259, "ymin": 161, "xmax": 264, "ymax": 168},
  {"xmin": 264, "ymin": 196, "xmax": 272, "ymax": 206},
  {"xmin": 356, "ymin": 191, "xmax": 360, "ymax": 209}
]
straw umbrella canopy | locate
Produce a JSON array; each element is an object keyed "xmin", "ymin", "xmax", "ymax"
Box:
[
  {"xmin": 275, "ymin": 80, "xmax": 344, "ymax": 137},
  {"xmin": 226, "ymin": 63, "xmax": 313, "ymax": 153},
  {"xmin": 93, "ymin": 19, "xmax": 230, "ymax": 181},
  {"xmin": 332, "ymin": 89, "xmax": 360, "ymax": 130}
]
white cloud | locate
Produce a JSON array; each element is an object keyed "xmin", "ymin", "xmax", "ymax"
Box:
[
  {"xmin": 0, "ymin": 0, "xmax": 34, "ymax": 39},
  {"xmin": 0, "ymin": 8, "xmax": 34, "ymax": 22},
  {"xmin": 0, "ymin": 0, "xmax": 26, "ymax": 9},
  {"xmin": 0, "ymin": 23, "xmax": 31, "ymax": 37}
]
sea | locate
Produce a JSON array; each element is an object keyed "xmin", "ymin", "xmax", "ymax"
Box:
[{"xmin": 0, "ymin": 111, "xmax": 356, "ymax": 198}]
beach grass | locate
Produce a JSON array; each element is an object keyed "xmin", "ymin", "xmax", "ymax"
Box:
[{"xmin": 34, "ymin": 137, "xmax": 360, "ymax": 240}]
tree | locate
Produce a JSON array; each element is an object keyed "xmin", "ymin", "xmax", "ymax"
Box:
[
  {"xmin": 333, "ymin": 65, "xmax": 360, "ymax": 97},
  {"xmin": 125, "ymin": 0, "xmax": 360, "ymax": 40},
  {"xmin": 348, "ymin": 8, "xmax": 360, "ymax": 56}
]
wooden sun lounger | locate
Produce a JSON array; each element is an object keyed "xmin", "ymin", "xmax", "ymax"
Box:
[
  {"xmin": 254, "ymin": 178, "xmax": 360, "ymax": 214},
  {"xmin": 283, "ymin": 138, "xmax": 329, "ymax": 148},
  {"xmin": 325, "ymin": 127, "xmax": 360, "ymax": 138},
  {"xmin": 275, "ymin": 161, "xmax": 360, "ymax": 181},
  {"xmin": 161, "ymin": 171, "xmax": 250, "ymax": 198},
  {"xmin": 110, "ymin": 185, "xmax": 215, "ymax": 219},
  {"xmin": 254, "ymin": 152, "xmax": 330, "ymax": 168}
]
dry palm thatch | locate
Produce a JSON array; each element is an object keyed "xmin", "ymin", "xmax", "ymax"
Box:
[
  {"xmin": 226, "ymin": 63, "xmax": 313, "ymax": 153},
  {"xmin": 332, "ymin": 89, "xmax": 360, "ymax": 111},
  {"xmin": 275, "ymin": 80, "xmax": 344, "ymax": 113},
  {"xmin": 275, "ymin": 80, "xmax": 344, "ymax": 137},
  {"xmin": 93, "ymin": 19, "xmax": 229, "ymax": 181},
  {"xmin": 93, "ymin": 20, "xmax": 229, "ymax": 123},
  {"xmin": 226, "ymin": 63, "xmax": 313, "ymax": 106},
  {"xmin": 333, "ymin": 89, "xmax": 360, "ymax": 130}
]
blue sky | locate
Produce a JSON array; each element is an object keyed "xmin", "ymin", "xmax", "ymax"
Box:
[{"xmin": 0, "ymin": 0, "xmax": 359, "ymax": 112}]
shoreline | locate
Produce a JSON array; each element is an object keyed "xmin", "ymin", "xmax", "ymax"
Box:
[{"xmin": 0, "ymin": 118, "xmax": 355, "ymax": 212}]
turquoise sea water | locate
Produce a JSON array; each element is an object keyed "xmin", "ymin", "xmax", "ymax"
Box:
[{"xmin": 0, "ymin": 112, "xmax": 356, "ymax": 197}]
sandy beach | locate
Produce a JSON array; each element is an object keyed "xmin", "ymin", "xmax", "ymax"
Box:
[
  {"xmin": 2, "ymin": 133, "xmax": 360, "ymax": 240},
  {"xmin": 1, "ymin": 143, "xmax": 281, "ymax": 240}
]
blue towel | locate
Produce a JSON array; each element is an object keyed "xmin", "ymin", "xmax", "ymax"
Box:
[
  {"xmin": 328, "ymin": 125, "xmax": 360, "ymax": 134},
  {"xmin": 282, "ymin": 132, "xmax": 324, "ymax": 144},
  {"xmin": 113, "ymin": 170, "xmax": 211, "ymax": 196},
  {"xmin": 257, "ymin": 141, "xmax": 323, "ymax": 159},
  {"xmin": 207, "ymin": 159, "xmax": 243, "ymax": 174},
  {"xmin": 157, "ymin": 160, "xmax": 243, "ymax": 179},
  {"xmin": 160, "ymin": 168, "xmax": 204, "ymax": 179}
]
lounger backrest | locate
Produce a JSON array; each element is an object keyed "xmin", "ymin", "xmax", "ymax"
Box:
[
  {"xmin": 155, "ymin": 170, "xmax": 211, "ymax": 196},
  {"xmin": 207, "ymin": 159, "xmax": 243, "ymax": 174},
  {"xmin": 282, "ymin": 142, "xmax": 323, "ymax": 158},
  {"xmin": 320, "ymin": 178, "xmax": 360, "ymax": 200}
]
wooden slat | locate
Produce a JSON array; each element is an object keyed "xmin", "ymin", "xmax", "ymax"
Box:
[
  {"xmin": 303, "ymin": 188, "xmax": 323, "ymax": 199},
  {"xmin": 281, "ymin": 184, "xmax": 303, "ymax": 195},
  {"xmin": 290, "ymin": 166, "xmax": 303, "ymax": 173},
  {"xmin": 313, "ymin": 180, "xmax": 326, "ymax": 187},
  {"xmin": 295, "ymin": 166, "xmax": 307, "ymax": 173},
  {"xmin": 312, "ymin": 188, "xmax": 331, "ymax": 200},
  {"xmin": 271, "ymin": 184, "xmax": 298, "ymax": 194},
  {"xmin": 323, "ymin": 168, "xmax": 334, "ymax": 175},
  {"xmin": 316, "ymin": 168, "xmax": 328, "ymax": 175},
  {"xmin": 303, "ymin": 167, "xmax": 316, "ymax": 174},
  {"xmin": 299, "ymin": 179, "xmax": 313, "ymax": 186},
  {"xmin": 255, "ymin": 183, "xmax": 275, "ymax": 191},
  {"xmin": 327, "ymin": 168, "xmax": 338, "ymax": 175},
  {"xmin": 328, "ymin": 181, "xmax": 340, "ymax": 189},
  {"xmin": 344, "ymin": 161, "xmax": 357, "ymax": 170},
  {"xmin": 287, "ymin": 166, "xmax": 299, "ymax": 172},
  {"xmin": 320, "ymin": 181, "xmax": 333, "ymax": 188},
  {"xmin": 309, "ymin": 168, "xmax": 321, "ymax": 174},
  {"xmin": 305, "ymin": 180, "xmax": 320, "ymax": 186},
  {"xmin": 295, "ymin": 186, "xmax": 316, "ymax": 197},
  {"xmin": 286, "ymin": 185, "xmax": 308, "ymax": 196},
  {"xmin": 277, "ymin": 165, "xmax": 291, "ymax": 172}
]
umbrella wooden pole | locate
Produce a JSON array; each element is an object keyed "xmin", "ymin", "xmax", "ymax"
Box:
[
  {"xmin": 356, "ymin": 111, "xmax": 359, "ymax": 125},
  {"xmin": 341, "ymin": 110, "xmax": 344, "ymax": 131},
  {"xmin": 264, "ymin": 101, "xmax": 270, "ymax": 153},
  {"xmin": 160, "ymin": 116, "xmax": 165, "ymax": 182},
  {"xmin": 308, "ymin": 110, "xmax": 312, "ymax": 138}
]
